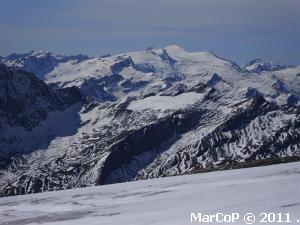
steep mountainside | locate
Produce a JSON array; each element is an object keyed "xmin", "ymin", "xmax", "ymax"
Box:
[
  {"xmin": 0, "ymin": 64, "xmax": 82, "ymax": 170},
  {"xmin": 0, "ymin": 46, "xmax": 299, "ymax": 197}
]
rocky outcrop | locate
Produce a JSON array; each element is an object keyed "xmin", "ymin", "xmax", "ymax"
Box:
[{"xmin": 98, "ymin": 109, "xmax": 205, "ymax": 184}]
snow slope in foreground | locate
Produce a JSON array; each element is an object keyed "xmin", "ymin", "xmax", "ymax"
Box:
[{"xmin": 1, "ymin": 162, "xmax": 300, "ymax": 225}]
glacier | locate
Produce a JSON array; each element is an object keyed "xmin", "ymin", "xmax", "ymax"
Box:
[{"xmin": 0, "ymin": 162, "xmax": 300, "ymax": 225}]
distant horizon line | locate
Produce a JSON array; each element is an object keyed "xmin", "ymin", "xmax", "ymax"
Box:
[{"xmin": 1, "ymin": 45, "xmax": 297, "ymax": 67}]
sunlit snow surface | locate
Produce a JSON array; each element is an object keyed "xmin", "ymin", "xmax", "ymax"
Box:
[
  {"xmin": 1, "ymin": 162, "xmax": 300, "ymax": 225},
  {"xmin": 127, "ymin": 92, "xmax": 204, "ymax": 111}
]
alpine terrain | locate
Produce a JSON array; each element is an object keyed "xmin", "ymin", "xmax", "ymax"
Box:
[{"xmin": 0, "ymin": 45, "xmax": 299, "ymax": 197}]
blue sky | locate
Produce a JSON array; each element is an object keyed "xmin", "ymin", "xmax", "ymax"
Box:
[{"xmin": 0, "ymin": 0, "xmax": 299, "ymax": 65}]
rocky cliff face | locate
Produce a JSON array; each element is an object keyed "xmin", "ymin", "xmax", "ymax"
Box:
[
  {"xmin": 0, "ymin": 64, "xmax": 82, "ymax": 129},
  {"xmin": 0, "ymin": 64, "xmax": 82, "ymax": 170},
  {"xmin": 0, "ymin": 46, "xmax": 299, "ymax": 197}
]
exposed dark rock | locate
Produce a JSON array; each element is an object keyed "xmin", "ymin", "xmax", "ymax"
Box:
[
  {"xmin": 98, "ymin": 109, "xmax": 205, "ymax": 184},
  {"xmin": 219, "ymin": 95, "xmax": 277, "ymax": 132},
  {"xmin": 0, "ymin": 64, "xmax": 82, "ymax": 129},
  {"xmin": 110, "ymin": 56, "xmax": 134, "ymax": 74}
]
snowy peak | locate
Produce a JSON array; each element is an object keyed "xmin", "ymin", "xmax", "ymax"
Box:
[
  {"xmin": 4, "ymin": 50, "xmax": 89, "ymax": 63},
  {"xmin": 164, "ymin": 44, "xmax": 184, "ymax": 50},
  {"xmin": 164, "ymin": 45, "xmax": 216, "ymax": 60},
  {"xmin": 243, "ymin": 58, "xmax": 290, "ymax": 73},
  {"xmin": 246, "ymin": 58, "xmax": 263, "ymax": 65},
  {"xmin": 1, "ymin": 51, "xmax": 90, "ymax": 80},
  {"xmin": 30, "ymin": 50, "xmax": 53, "ymax": 58},
  {"xmin": 159, "ymin": 48, "xmax": 177, "ymax": 65},
  {"xmin": 164, "ymin": 45, "xmax": 227, "ymax": 62},
  {"xmin": 5, "ymin": 50, "xmax": 54, "ymax": 62},
  {"xmin": 163, "ymin": 45, "xmax": 242, "ymax": 75}
]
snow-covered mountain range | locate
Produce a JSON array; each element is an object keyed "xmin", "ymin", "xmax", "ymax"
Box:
[
  {"xmin": 1, "ymin": 50, "xmax": 89, "ymax": 80},
  {"xmin": 242, "ymin": 58, "xmax": 291, "ymax": 73},
  {"xmin": 0, "ymin": 45, "xmax": 299, "ymax": 196}
]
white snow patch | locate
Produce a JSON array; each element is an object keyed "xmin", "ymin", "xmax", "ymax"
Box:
[{"xmin": 127, "ymin": 92, "xmax": 204, "ymax": 111}]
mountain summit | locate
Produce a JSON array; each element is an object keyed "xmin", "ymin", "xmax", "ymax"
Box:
[{"xmin": 243, "ymin": 58, "xmax": 290, "ymax": 73}]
